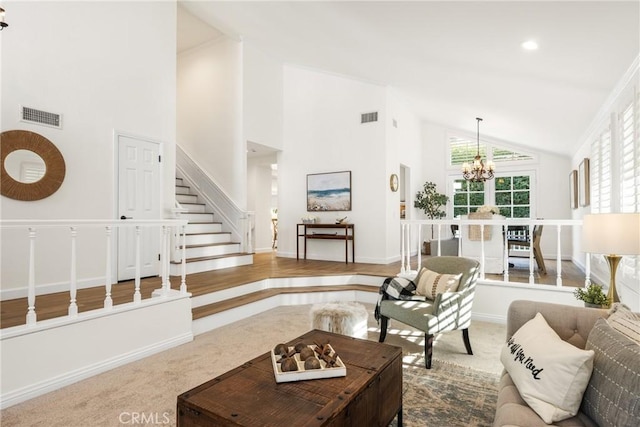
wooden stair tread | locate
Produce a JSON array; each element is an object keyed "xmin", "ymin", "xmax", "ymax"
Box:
[
  {"xmin": 192, "ymin": 284, "xmax": 378, "ymax": 319},
  {"xmin": 182, "ymin": 242, "xmax": 240, "ymax": 249},
  {"xmin": 185, "ymin": 231, "xmax": 230, "ymax": 236},
  {"xmin": 171, "ymin": 253, "xmax": 252, "ymax": 264}
]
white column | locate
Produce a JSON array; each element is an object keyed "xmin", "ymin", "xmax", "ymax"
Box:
[{"xmin": 68, "ymin": 226, "xmax": 78, "ymax": 316}]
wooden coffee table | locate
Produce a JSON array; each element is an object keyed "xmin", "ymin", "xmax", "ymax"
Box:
[{"xmin": 177, "ymin": 329, "xmax": 403, "ymax": 426}]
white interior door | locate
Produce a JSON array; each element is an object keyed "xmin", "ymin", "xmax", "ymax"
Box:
[{"xmin": 117, "ymin": 134, "xmax": 161, "ymax": 281}]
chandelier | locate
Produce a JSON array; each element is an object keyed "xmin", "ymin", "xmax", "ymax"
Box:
[{"xmin": 462, "ymin": 117, "xmax": 495, "ymax": 182}]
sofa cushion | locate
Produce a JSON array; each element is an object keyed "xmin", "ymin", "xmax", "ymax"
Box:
[
  {"xmin": 500, "ymin": 312, "xmax": 595, "ymax": 424},
  {"xmin": 414, "ymin": 267, "xmax": 461, "ymax": 300},
  {"xmin": 581, "ymin": 318, "xmax": 640, "ymax": 427},
  {"xmin": 607, "ymin": 303, "xmax": 640, "ymax": 345}
]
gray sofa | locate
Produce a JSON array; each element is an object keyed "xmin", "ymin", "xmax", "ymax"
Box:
[{"xmin": 494, "ymin": 300, "xmax": 608, "ymax": 427}]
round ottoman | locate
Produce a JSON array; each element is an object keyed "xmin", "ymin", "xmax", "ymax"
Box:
[{"xmin": 310, "ymin": 302, "xmax": 369, "ymax": 339}]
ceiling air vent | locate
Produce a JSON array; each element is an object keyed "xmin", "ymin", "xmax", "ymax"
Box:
[
  {"xmin": 361, "ymin": 111, "xmax": 378, "ymax": 124},
  {"xmin": 20, "ymin": 106, "xmax": 63, "ymax": 129}
]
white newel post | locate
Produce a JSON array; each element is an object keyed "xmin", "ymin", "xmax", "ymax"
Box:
[
  {"xmin": 68, "ymin": 226, "xmax": 78, "ymax": 316},
  {"xmin": 104, "ymin": 226, "xmax": 113, "ymax": 309},
  {"xmin": 26, "ymin": 227, "xmax": 37, "ymax": 325},
  {"xmin": 134, "ymin": 225, "xmax": 142, "ymax": 303}
]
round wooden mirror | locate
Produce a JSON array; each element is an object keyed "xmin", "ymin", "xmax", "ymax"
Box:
[{"xmin": 1, "ymin": 130, "xmax": 66, "ymax": 201}]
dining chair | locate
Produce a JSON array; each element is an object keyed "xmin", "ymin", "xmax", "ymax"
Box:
[{"xmin": 508, "ymin": 225, "xmax": 546, "ymax": 274}]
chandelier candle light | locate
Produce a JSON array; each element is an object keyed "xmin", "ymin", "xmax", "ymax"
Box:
[
  {"xmin": 582, "ymin": 213, "xmax": 640, "ymax": 303},
  {"xmin": 462, "ymin": 117, "xmax": 495, "ymax": 182}
]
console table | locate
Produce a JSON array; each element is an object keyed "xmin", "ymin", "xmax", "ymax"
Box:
[{"xmin": 297, "ymin": 223, "xmax": 355, "ymax": 263}]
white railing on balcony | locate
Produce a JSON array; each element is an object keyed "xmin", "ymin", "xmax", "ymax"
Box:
[
  {"xmin": 0, "ymin": 219, "xmax": 189, "ymax": 328},
  {"xmin": 399, "ymin": 218, "xmax": 588, "ymax": 287}
]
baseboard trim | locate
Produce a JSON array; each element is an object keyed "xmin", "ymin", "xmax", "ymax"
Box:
[
  {"xmin": 1, "ymin": 276, "xmax": 105, "ymax": 301},
  {"xmin": 0, "ymin": 332, "xmax": 193, "ymax": 409}
]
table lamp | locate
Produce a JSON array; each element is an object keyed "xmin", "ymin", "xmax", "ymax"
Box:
[{"xmin": 582, "ymin": 213, "xmax": 640, "ymax": 303}]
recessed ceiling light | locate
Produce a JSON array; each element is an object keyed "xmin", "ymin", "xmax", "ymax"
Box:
[{"xmin": 522, "ymin": 40, "xmax": 539, "ymax": 51}]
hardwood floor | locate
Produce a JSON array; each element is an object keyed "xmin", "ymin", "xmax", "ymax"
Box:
[{"xmin": 0, "ymin": 252, "xmax": 583, "ymax": 330}]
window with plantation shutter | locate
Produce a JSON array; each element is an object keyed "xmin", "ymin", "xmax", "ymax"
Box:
[
  {"xmin": 590, "ymin": 128, "xmax": 612, "ymax": 214},
  {"xmin": 449, "ymin": 136, "xmax": 533, "ymax": 166},
  {"xmin": 620, "ymin": 99, "xmax": 639, "ymax": 213},
  {"xmin": 450, "ymin": 136, "xmax": 487, "ymax": 166}
]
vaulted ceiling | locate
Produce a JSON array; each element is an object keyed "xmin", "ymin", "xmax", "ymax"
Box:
[{"xmin": 178, "ymin": 1, "xmax": 639, "ymax": 157}]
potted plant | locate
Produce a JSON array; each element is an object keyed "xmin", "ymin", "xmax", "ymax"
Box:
[
  {"xmin": 573, "ymin": 283, "xmax": 611, "ymax": 308},
  {"xmin": 414, "ymin": 181, "xmax": 449, "ymax": 254}
]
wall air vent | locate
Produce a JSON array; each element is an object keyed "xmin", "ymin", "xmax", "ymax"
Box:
[
  {"xmin": 20, "ymin": 106, "xmax": 63, "ymax": 129},
  {"xmin": 361, "ymin": 111, "xmax": 378, "ymax": 124}
]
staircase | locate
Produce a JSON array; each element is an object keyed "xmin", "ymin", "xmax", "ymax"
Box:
[{"xmin": 170, "ymin": 178, "xmax": 253, "ymax": 275}]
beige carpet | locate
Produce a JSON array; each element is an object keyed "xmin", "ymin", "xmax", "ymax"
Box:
[{"xmin": 0, "ymin": 303, "xmax": 506, "ymax": 426}]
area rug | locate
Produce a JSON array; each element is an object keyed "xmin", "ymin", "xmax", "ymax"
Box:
[{"xmin": 392, "ymin": 363, "xmax": 499, "ymax": 427}]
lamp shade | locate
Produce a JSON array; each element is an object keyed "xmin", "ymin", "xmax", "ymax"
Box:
[{"xmin": 582, "ymin": 213, "xmax": 640, "ymax": 255}]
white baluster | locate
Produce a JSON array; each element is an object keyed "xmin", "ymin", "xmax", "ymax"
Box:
[
  {"xmin": 585, "ymin": 251, "xmax": 592, "ymax": 286},
  {"xmin": 180, "ymin": 224, "xmax": 187, "ymax": 294},
  {"xmin": 528, "ymin": 224, "xmax": 535, "ymax": 285},
  {"xmin": 479, "ymin": 224, "xmax": 486, "ymax": 279},
  {"xmin": 161, "ymin": 225, "xmax": 169, "ymax": 296},
  {"xmin": 134, "ymin": 225, "xmax": 142, "ymax": 303},
  {"xmin": 416, "ymin": 224, "xmax": 422, "ymax": 272},
  {"xmin": 436, "ymin": 223, "xmax": 442, "ymax": 256},
  {"xmin": 68, "ymin": 226, "xmax": 78, "ymax": 316},
  {"xmin": 400, "ymin": 224, "xmax": 406, "ymax": 274},
  {"xmin": 503, "ymin": 224, "xmax": 509, "ymax": 282},
  {"xmin": 104, "ymin": 226, "xmax": 113, "ymax": 309},
  {"xmin": 26, "ymin": 227, "xmax": 37, "ymax": 325},
  {"xmin": 556, "ymin": 224, "xmax": 563, "ymax": 287}
]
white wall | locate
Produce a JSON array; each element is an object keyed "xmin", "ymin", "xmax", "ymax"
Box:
[
  {"xmin": 243, "ymin": 43, "xmax": 283, "ymax": 151},
  {"xmin": 1, "ymin": 1, "xmax": 177, "ymax": 291},
  {"xmin": 177, "ymin": 37, "xmax": 246, "ymax": 208},
  {"xmin": 279, "ymin": 66, "xmax": 389, "ymax": 263},
  {"xmin": 570, "ymin": 60, "xmax": 639, "ymax": 311},
  {"xmin": 385, "ymin": 89, "xmax": 423, "ymax": 260},
  {"xmin": 248, "ymin": 154, "xmax": 278, "ymax": 252},
  {"xmin": 1, "ymin": 294, "xmax": 193, "ymax": 408}
]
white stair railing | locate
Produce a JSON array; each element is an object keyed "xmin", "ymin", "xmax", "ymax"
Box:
[
  {"xmin": 0, "ymin": 219, "xmax": 188, "ymax": 327},
  {"xmin": 399, "ymin": 218, "xmax": 584, "ymax": 287}
]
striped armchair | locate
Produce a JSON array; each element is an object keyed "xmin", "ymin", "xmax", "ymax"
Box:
[{"xmin": 377, "ymin": 256, "xmax": 480, "ymax": 368}]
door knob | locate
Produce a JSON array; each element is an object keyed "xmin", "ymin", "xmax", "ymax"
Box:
[{"xmin": 120, "ymin": 215, "xmax": 132, "ymax": 220}]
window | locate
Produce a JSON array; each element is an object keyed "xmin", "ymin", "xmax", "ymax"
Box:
[
  {"xmin": 449, "ymin": 136, "xmax": 534, "ymax": 166},
  {"xmin": 620, "ymin": 99, "xmax": 639, "ymax": 213},
  {"xmin": 452, "ymin": 179, "xmax": 484, "ymax": 217},
  {"xmin": 495, "ymin": 175, "xmax": 531, "ymax": 218},
  {"xmin": 590, "ymin": 128, "xmax": 612, "ymax": 214}
]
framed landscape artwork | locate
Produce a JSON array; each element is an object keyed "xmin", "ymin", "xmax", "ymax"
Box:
[
  {"xmin": 307, "ymin": 171, "xmax": 352, "ymax": 211},
  {"xmin": 570, "ymin": 170, "xmax": 578, "ymax": 210},
  {"xmin": 579, "ymin": 158, "xmax": 590, "ymax": 207}
]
